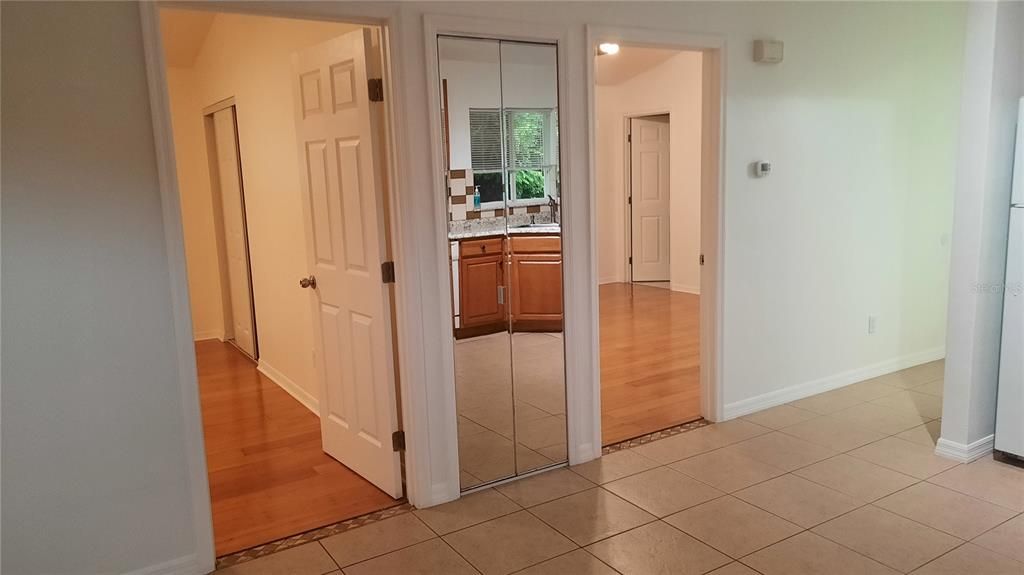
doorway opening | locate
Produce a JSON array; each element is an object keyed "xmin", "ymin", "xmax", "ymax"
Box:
[
  {"xmin": 159, "ymin": 8, "xmax": 404, "ymax": 556},
  {"xmin": 595, "ymin": 43, "xmax": 712, "ymax": 446}
]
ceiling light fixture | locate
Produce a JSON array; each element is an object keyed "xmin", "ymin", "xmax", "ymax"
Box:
[{"xmin": 598, "ymin": 43, "xmax": 620, "ymax": 56}]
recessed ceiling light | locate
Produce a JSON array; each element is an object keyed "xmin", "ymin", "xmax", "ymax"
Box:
[{"xmin": 598, "ymin": 43, "xmax": 620, "ymax": 56}]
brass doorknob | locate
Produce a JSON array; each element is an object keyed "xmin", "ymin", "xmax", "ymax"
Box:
[{"xmin": 299, "ymin": 275, "xmax": 317, "ymax": 289}]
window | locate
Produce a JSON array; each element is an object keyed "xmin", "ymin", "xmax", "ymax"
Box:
[{"xmin": 469, "ymin": 107, "xmax": 559, "ymax": 205}]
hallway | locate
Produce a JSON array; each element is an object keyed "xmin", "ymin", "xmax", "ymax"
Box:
[
  {"xmin": 600, "ymin": 283, "xmax": 701, "ymax": 445},
  {"xmin": 196, "ymin": 341, "xmax": 398, "ymax": 555}
]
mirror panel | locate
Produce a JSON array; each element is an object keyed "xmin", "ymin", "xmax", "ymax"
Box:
[{"xmin": 440, "ymin": 36, "xmax": 566, "ymax": 490}]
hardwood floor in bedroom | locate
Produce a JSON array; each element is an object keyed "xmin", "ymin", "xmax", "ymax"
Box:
[
  {"xmin": 196, "ymin": 340, "xmax": 398, "ymax": 556},
  {"xmin": 600, "ymin": 282, "xmax": 701, "ymax": 445}
]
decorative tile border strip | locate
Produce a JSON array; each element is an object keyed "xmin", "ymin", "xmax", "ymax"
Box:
[
  {"xmin": 602, "ymin": 418, "xmax": 710, "ymax": 454},
  {"xmin": 214, "ymin": 502, "xmax": 415, "ymax": 570}
]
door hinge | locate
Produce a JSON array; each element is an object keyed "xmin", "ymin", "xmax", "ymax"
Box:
[
  {"xmin": 391, "ymin": 430, "xmax": 406, "ymax": 451},
  {"xmin": 368, "ymin": 78, "xmax": 384, "ymax": 102},
  {"xmin": 628, "ymin": 196, "xmax": 632, "ymax": 205},
  {"xmin": 629, "ymin": 256, "xmax": 633, "ymax": 265},
  {"xmin": 627, "ymin": 133, "xmax": 632, "ymax": 143},
  {"xmin": 381, "ymin": 261, "xmax": 396, "ymax": 283},
  {"xmin": 700, "ymin": 254, "xmax": 705, "ymax": 266}
]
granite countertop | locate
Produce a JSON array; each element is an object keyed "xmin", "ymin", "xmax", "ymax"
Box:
[{"xmin": 449, "ymin": 225, "xmax": 561, "ymax": 240}]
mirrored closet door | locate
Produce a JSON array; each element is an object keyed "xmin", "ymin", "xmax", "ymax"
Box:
[{"xmin": 439, "ymin": 36, "xmax": 566, "ymax": 490}]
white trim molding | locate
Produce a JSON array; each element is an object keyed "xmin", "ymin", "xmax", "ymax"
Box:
[
  {"xmin": 670, "ymin": 283, "xmax": 700, "ymax": 295},
  {"xmin": 723, "ymin": 347, "xmax": 946, "ymax": 419},
  {"xmin": 935, "ymin": 435, "xmax": 995, "ymax": 464},
  {"xmin": 192, "ymin": 329, "xmax": 224, "ymax": 342},
  {"xmin": 258, "ymin": 360, "xmax": 319, "ymax": 415},
  {"xmin": 124, "ymin": 554, "xmax": 204, "ymax": 575}
]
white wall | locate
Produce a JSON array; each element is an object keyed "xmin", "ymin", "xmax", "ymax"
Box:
[
  {"xmin": 596, "ymin": 51, "xmax": 703, "ymax": 293},
  {"xmin": 166, "ymin": 12, "xmax": 361, "ymax": 405},
  {"xmin": 2, "ymin": 2, "xmax": 209, "ymax": 573},
  {"xmin": 940, "ymin": 0, "xmax": 1023, "ymax": 458}
]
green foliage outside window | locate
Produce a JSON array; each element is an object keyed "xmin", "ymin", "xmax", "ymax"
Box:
[{"xmin": 514, "ymin": 170, "xmax": 546, "ymax": 199}]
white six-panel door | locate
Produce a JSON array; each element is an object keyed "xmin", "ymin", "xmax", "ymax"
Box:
[
  {"xmin": 291, "ymin": 29, "xmax": 403, "ymax": 498},
  {"xmin": 630, "ymin": 116, "xmax": 671, "ymax": 282},
  {"xmin": 212, "ymin": 107, "xmax": 257, "ymax": 358}
]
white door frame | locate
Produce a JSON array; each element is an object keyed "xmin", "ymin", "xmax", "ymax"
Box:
[
  {"xmin": 423, "ymin": 15, "xmax": 601, "ymax": 466},
  {"xmin": 139, "ymin": 3, "xmax": 453, "ymax": 570},
  {"xmin": 621, "ymin": 110, "xmax": 671, "ymax": 284},
  {"xmin": 587, "ymin": 26, "xmax": 727, "ymax": 425}
]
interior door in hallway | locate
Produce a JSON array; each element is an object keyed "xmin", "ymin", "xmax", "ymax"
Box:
[
  {"xmin": 630, "ymin": 115, "xmax": 671, "ymax": 282},
  {"xmin": 212, "ymin": 107, "xmax": 257, "ymax": 358},
  {"xmin": 292, "ymin": 29, "xmax": 403, "ymax": 498}
]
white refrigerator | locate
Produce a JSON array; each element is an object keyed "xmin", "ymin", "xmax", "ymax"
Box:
[{"xmin": 996, "ymin": 98, "xmax": 1024, "ymax": 458}]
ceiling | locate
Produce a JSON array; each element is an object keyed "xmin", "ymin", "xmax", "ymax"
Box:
[
  {"xmin": 595, "ymin": 45, "xmax": 680, "ymax": 87},
  {"xmin": 160, "ymin": 9, "xmax": 216, "ymax": 68}
]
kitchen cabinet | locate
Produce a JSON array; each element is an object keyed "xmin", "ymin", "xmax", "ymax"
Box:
[
  {"xmin": 459, "ymin": 238, "xmax": 506, "ymax": 330},
  {"xmin": 454, "ymin": 234, "xmax": 561, "ymax": 337}
]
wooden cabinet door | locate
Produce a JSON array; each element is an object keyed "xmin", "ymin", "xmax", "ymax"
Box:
[
  {"xmin": 460, "ymin": 252, "xmax": 506, "ymax": 327},
  {"xmin": 510, "ymin": 253, "xmax": 563, "ymax": 321}
]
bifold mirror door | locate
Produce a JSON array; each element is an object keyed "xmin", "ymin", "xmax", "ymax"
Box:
[{"xmin": 439, "ymin": 35, "xmax": 566, "ymax": 490}]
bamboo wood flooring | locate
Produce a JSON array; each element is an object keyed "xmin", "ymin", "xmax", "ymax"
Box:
[
  {"xmin": 196, "ymin": 341, "xmax": 397, "ymax": 556},
  {"xmin": 600, "ymin": 283, "xmax": 701, "ymax": 445}
]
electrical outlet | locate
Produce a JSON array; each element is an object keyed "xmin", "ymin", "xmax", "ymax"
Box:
[{"xmin": 868, "ymin": 315, "xmax": 879, "ymax": 335}]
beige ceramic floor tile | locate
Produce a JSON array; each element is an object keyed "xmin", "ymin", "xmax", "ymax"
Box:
[
  {"xmin": 569, "ymin": 449, "xmax": 658, "ymax": 484},
  {"xmin": 830, "ymin": 402, "xmax": 929, "ymax": 435},
  {"xmin": 665, "ymin": 495, "xmax": 802, "ymax": 559},
  {"xmin": 443, "ymin": 511, "xmax": 575, "ymax": 575},
  {"xmin": 516, "ymin": 415, "xmax": 568, "ymax": 451},
  {"xmin": 530, "ymin": 488, "xmax": 655, "ymax": 545},
  {"xmin": 870, "ymin": 390, "xmax": 944, "ymax": 420},
  {"xmin": 895, "ymin": 420, "xmax": 943, "ymax": 447},
  {"xmin": 585, "ymin": 521, "xmax": 731, "ymax": 575},
  {"xmin": 631, "ymin": 427, "xmax": 734, "ymax": 464},
  {"xmin": 321, "ymin": 514, "xmax": 436, "ymax": 567},
  {"xmin": 910, "ymin": 543, "xmax": 1024, "ymax": 575},
  {"xmin": 928, "ymin": 457, "xmax": 1024, "ymax": 512},
  {"xmin": 741, "ymin": 404, "xmax": 819, "ymax": 429},
  {"xmin": 875, "ymin": 482, "xmax": 1017, "ymax": 540},
  {"xmin": 217, "ymin": 543, "xmax": 338, "ymax": 575},
  {"xmin": 742, "ymin": 531, "xmax": 899, "ymax": 575},
  {"xmin": 973, "ymin": 514, "xmax": 1024, "ymax": 564},
  {"xmin": 513, "ymin": 550, "xmax": 618, "ymax": 575},
  {"xmin": 911, "ymin": 379, "xmax": 945, "ymax": 398},
  {"xmin": 790, "ymin": 388, "xmax": 864, "ymax": 415},
  {"xmin": 496, "ymin": 468, "xmax": 594, "ymax": 508},
  {"xmin": 876, "ymin": 362, "xmax": 944, "ymax": 389},
  {"xmin": 342, "ymin": 539, "xmax": 478, "ymax": 575},
  {"xmin": 779, "ymin": 415, "xmax": 889, "ymax": 452},
  {"xmin": 603, "ymin": 466, "xmax": 723, "ymax": 517},
  {"xmin": 695, "ymin": 419, "xmax": 772, "ymax": 445},
  {"xmin": 849, "ymin": 437, "xmax": 960, "ymax": 479},
  {"xmin": 727, "ymin": 432, "xmax": 836, "ymax": 471},
  {"xmin": 841, "ymin": 379, "xmax": 904, "ymax": 401},
  {"xmin": 459, "ymin": 428, "xmax": 516, "ymax": 484},
  {"xmin": 734, "ymin": 474, "xmax": 862, "ymax": 528},
  {"xmin": 707, "ymin": 563, "xmax": 761, "ymax": 575},
  {"xmin": 414, "ymin": 489, "xmax": 520, "ymax": 535},
  {"xmin": 670, "ymin": 447, "xmax": 787, "ymax": 493},
  {"xmin": 792, "ymin": 454, "xmax": 919, "ymax": 503},
  {"xmin": 812, "ymin": 505, "xmax": 962, "ymax": 572}
]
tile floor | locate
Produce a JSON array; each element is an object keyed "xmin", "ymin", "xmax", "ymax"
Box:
[{"xmin": 216, "ymin": 360, "xmax": 1024, "ymax": 575}]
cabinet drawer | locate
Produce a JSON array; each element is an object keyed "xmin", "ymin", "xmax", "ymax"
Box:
[
  {"xmin": 510, "ymin": 235, "xmax": 560, "ymax": 254},
  {"xmin": 460, "ymin": 237, "xmax": 504, "ymax": 258}
]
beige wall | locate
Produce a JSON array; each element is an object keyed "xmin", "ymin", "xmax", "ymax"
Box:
[
  {"xmin": 166, "ymin": 12, "xmax": 360, "ymax": 404},
  {"xmin": 597, "ymin": 51, "xmax": 704, "ymax": 293}
]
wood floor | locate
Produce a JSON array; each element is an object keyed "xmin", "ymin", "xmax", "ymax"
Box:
[
  {"xmin": 196, "ymin": 340, "xmax": 398, "ymax": 556},
  {"xmin": 600, "ymin": 283, "xmax": 701, "ymax": 445}
]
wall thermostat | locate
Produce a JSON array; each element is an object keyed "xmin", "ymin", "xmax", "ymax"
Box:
[
  {"xmin": 754, "ymin": 161, "xmax": 772, "ymax": 178},
  {"xmin": 753, "ymin": 39, "xmax": 784, "ymax": 64}
]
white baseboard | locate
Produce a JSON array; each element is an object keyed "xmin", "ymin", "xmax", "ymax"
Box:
[
  {"xmin": 599, "ymin": 276, "xmax": 623, "ymax": 285},
  {"xmin": 125, "ymin": 553, "xmax": 210, "ymax": 575},
  {"xmin": 192, "ymin": 329, "xmax": 223, "ymax": 342},
  {"xmin": 670, "ymin": 283, "xmax": 700, "ymax": 295},
  {"xmin": 935, "ymin": 435, "xmax": 995, "ymax": 463},
  {"xmin": 723, "ymin": 346, "xmax": 946, "ymax": 420},
  {"xmin": 257, "ymin": 360, "xmax": 319, "ymax": 415}
]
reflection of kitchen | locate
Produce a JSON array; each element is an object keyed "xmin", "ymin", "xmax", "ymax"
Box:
[{"xmin": 439, "ymin": 36, "xmax": 567, "ymax": 490}]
